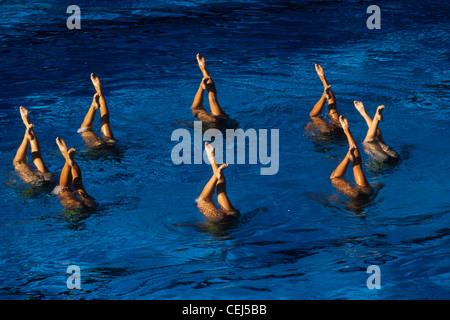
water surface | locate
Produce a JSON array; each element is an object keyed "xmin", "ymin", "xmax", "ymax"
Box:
[{"xmin": 0, "ymin": 0, "xmax": 449, "ymax": 299}]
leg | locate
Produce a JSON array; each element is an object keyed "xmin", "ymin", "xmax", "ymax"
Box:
[
  {"xmin": 59, "ymin": 162, "xmax": 72, "ymax": 190},
  {"xmin": 354, "ymin": 101, "xmax": 383, "ymax": 141},
  {"xmin": 364, "ymin": 105, "xmax": 384, "ymax": 142},
  {"xmin": 215, "ymin": 165, "xmax": 235, "ymax": 212},
  {"xmin": 190, "ymin": 78, "xmax": 218, "ymax": 123},
  {"xmin": 71, "ymin": 161, "xmax": 96, "ymax": 207},
  {"xmin": 330, "ymin": 147, "xmax": 361, "ymax": 199},
  {"xmin": 56, "ymin": 137, "xmax": 75, "ymax": 185},
  {"xmin": 80, "ymin": 93, "xmax": 100, "ymax": 130},
  {"xmin": 330, "ymin": 147, "xmax": 352, "ymax": 180},
  {"xmin": 308, "ymin": 86, "xmax": 335, "ymax": 135},
  {"xmin": 198, "ymin": 173, "xmax": 218, "ymax": 201},
  {"xmin": 355, "ymin": 101, "xmax": 399, "ymax": 159},
  {"xmin": 197, "ymin": 54, "xmax": 227, "ymax": 118},
  {"xmin": 79, "ymin": 93, "xmax": 105, "ymax": 148},
  {"xmin": 13, "ymin": 130, "xmax": 30, "ymax": 166},
  {"xmin": 91, "ymin": 73, "xmax": 114, "ymax": 140},
  {"xmin": 197, "ymin": 142, "xmax": 220, "ymax": 201},
  {"xmin": 19, "ymin": 107, "xmax": 50, "ymax": 173},
  {"xmin": 309, "ymin": 87, "xmax": 328, "ymax": 117},
  {"xmin": 56, "ymin": 137, "xmax": 96, "ymax": 207},
  {"xmin": 13, "ymin": 124, "xmax": 48, "ymax": 184},
  {"xmin": 315, "ymin": 64, "xmax": 338, "ymax": 121},
  {"xmin": 339, "ymin": 116, "xmax": 371, "ymax": 188}
]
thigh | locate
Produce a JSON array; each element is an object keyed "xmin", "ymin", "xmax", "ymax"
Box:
[
  {"xmin": 363, "ymin": 141, "xmax": 389, "ymax": 162},
  {"xmin": 192, "ymin": 106, "xmax": 218, "ymax": 123},
  {"xmin": 331, "ymin": 178, "xmax": 360, "ymax": 199},
  {"xmin": 58, "ymin": 189, "xmax": 84, "ymax": 210},
  {"xmin": 15, "ymin": 163, "xmax": 44, "ymax": 186},
  {"xmin": 80, "ymin": 129, "xmax": 104, "ymax": 148},
  {"xmin": 197, "ymin": 199, "xmax": 226, "ymax": 222}
]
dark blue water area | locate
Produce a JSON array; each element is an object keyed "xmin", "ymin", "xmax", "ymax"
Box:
[{"xmin": 0, "ymin": 0, "xmax": 449, "ymax": 300}]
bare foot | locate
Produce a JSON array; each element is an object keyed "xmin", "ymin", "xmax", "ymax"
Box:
[
  {"xmin": 91, "ymin": 93, "xmax": 100, "ymax": 110},
  {"xmin": 201, "ymin": 76, "xmax": 211, "ymax": 90},
  {"xmin": 339, "ymin": 115, "xmax": 349, "ymax": 132},
  {"xmin": 67, "ymin": 148, "xmax": 76, "ymax": 165},
  {"xmin": 56, "ymin": 137, "xmax": 75, "ymax": 166},
  {"xmin": 20, "ymin": 106, "xmax": 30, "ymax": 126},
  {"xmin": 347, "ymin": 146, "xmax": 357, "ymax": 162},
  {"xmin": 216, "ymin": 163, "xmax": 228, "ymax": 180},
  {"xmin": 90, "ymin": 73, "xmax": 102, "ymax": 93},
  {"xmin": 25, "ymin": 124, "xmax": 34, "ymax": 141},
  {"xmin": 375, "ymin": 105, "xmax": 385, "ymax": 121},
  {"xmin": 197, "ymin": 54, "xmax": 206, "ymax": 71},
  {"xmin": 204, "ymin": 142, "xmax": 215, "ymax": 164},
  {"xmin": 353, "ymin": 100, "xmax": 366, "ymax": 114},
  {"xmin": 315, "ymin": 64, "xmax": 325, "ymax": 78}
]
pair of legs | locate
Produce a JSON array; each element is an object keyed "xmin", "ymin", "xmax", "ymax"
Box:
[
  {"xmin": 308, "ymin": 64, "xmax": 341, "ymax": 135},
  {"xmin": 56, "ymin": 137, "xmax": 96, "ymax": 209},
  {"xmin": 191, "ymin": 54, "xmax": 229, "ymax": 125},
  {"xmin": 13, "ymin": 107, "xmax": 53, "ymax": 185},
  {"xmin": 196, "ymin": 142, "xmax": 239, "ymax": 222},
  {"xmin": 354, "ymin": 101, "xmax": 399, "ymax": 162},
  {"xmin": 330, "ymin": 116, "xmax": 373, "ymax": 198},
  {"xmin": 79, "ymin": 73, "xmax": 115, "ymax": 148}
]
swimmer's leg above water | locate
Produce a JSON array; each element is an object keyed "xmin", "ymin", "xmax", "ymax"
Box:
[
  {"xmin": 191, "ymin": 54, "xmax": 229, "ymax": 123},
  {"xmin": 90, "ymin": 73, "xmax": 114, "ymax": 140},
  {"xmin": 354, "ymin": 101, "xmax": 398, "ymax": 159},
  {"xmin": 314, "ymin": 64, "xmax": 339, "ymax": 121},
  {"xmin": 307, "ymin": 65, "xmax": 342, "ymax": 136},
  {"xmin": 197, "ymin": 54, "xmax": 227, "ymax": 118},
  {"xmin": 13, "ymin": 107, "xmax": 53, "ymax": 184},
  {"xmin": 330, "ymin": 116, "xmax": 372, "ymax": 197},
  {"xmin": 196, "ymin": 142, "xmax": 238, "ymax": 222},
  {"xmin": 56, "ymin": 137, "xmax": 96, "ymax": 209},
  {"xmin": 79, "ymin": 74, "xmax": 115, "ymax": 147}
]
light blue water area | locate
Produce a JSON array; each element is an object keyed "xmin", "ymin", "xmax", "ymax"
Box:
[{"xmin": 0, "ymin": 0, "xmax": 449, "ymax": 299}]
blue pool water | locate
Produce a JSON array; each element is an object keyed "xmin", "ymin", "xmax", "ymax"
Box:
[{"xmin": 0, "ymin": 0, "xmax": 449, "ymax": 300}]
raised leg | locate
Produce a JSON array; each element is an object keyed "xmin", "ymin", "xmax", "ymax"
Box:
[
  {"xmin": 339, "ymin": 116, "xmax": 371, "ymax": 188},
  {"xmin": 315, "ymin": 64, "xmax": 338, "ymax": 121},
  {"xmin": 190, "ymin": 78, "xmax": 218, "ymax": 123},
  {"xmin": 56, "ymin": 137, "xmax": 96, "ymax": 207},
  {"xmin": 309, "ymin": 86, "xmax": 328, "ymax": 117},
  {"xmin": 330, "ymin": 147, "xmax": 352, "ymax": 180},
  {"xmin": 91, "ymin": 73, "xmax": 114, "ymax": 140},
  {"xmin": 215, "ymin": 165, "xmax": 235, "ymax": 212},
  {"xmin": 14, "ymin": 126, "xmax": 33, "ymax": 166},
  {"xmin": 59, "ymin": 162, "xmax": 72, "ymax": 189},
  {"xmin": 354, "ymin": 101, "xmax": 384, "ymax": 141},
  {"xmin": 197, "ymin": 142, "xmax": 219, "ymax": 200},
  {"xmin": 197, "ymin": 54, "xmax": 227, "ymax": 118},
  {"xmin": 80, "ymin": 93, "xmax": 100, "ymax": 130},
  {"xmin": 364, "ymin": 105, "xmax": 384, "ymax": 142},
  {"xmin": 19, "ymin": 107, "xmax": 50, "ymax": 173}
]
